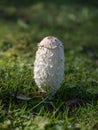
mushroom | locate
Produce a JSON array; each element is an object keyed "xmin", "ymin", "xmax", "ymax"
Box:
[{"xmin": 34, "ymin": 36, "xmax": 64, "ymax": 96}]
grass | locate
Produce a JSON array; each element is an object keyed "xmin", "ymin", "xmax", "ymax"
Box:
[{"xmin": 0, "ymin": 0, "xmax": 98, "ymax": 129}]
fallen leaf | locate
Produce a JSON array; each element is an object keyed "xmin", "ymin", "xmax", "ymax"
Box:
[
  {"xmin": 12, "ymin": 93, "xmax": 31, "ymax": 101},
  {"xmin": 66, "ymin": 98, "xmax": 86, "ymax": 109}
]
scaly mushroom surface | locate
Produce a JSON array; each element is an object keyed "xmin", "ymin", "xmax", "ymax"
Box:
[{"xmin": 34, "ymin": 36, "xmax": 64, "ymax": 96}]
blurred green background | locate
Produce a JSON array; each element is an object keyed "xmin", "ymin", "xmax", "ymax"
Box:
[{"xmin": 0, "ymin": 0, "xmax": 98, "ymax": 50}]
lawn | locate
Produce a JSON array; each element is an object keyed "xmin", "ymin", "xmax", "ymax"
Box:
[{"xmin": 0, "ymin": 0, "xmax": 98, "ymax": 130}]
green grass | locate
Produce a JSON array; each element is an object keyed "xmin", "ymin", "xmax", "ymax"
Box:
[{"xmin": 0, "ymin": 1, "xmax": 98, "ymax": 130}]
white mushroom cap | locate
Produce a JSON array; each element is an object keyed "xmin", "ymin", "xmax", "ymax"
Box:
[
  {"xmin": 34, "ymin": 36, "xmax": 64, "ymax": 96},
  {"xmin": 38, "ymin": 36, "xmax": 63, "ymax": 49}
]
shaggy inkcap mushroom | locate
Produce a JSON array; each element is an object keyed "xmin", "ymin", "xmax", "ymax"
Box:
[{"xmin": 34, "ymin": 36, "xmax": 64, "ymax": 96}]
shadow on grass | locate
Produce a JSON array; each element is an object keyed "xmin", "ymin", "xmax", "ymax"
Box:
[
  {"xmin": 58, "ymin": 86, "xmax": 98, "ymax": 102},
  {"xmin": 0, "ymin": 84, "xmax": 98, "ymax": 115}
]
